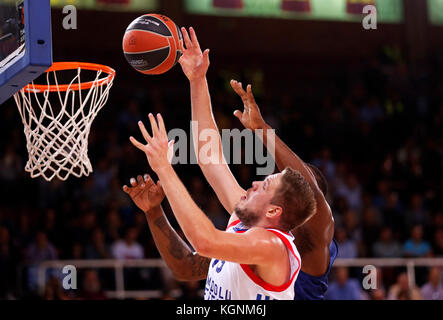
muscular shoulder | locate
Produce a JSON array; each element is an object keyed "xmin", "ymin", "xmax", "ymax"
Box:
[{"xmin": 244, "ymin": 228, "xmax": 288, "ymax": 256}]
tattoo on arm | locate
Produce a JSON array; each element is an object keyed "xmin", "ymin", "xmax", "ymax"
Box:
[
  {"xmin": 190, "ymin": 253, "xmax": 211, "ymax": 277},
  {"xmin": 153, "ymin": 214, "xmax": 210, "ymax": 279},
  {"xmin": 154, "ymin": 215, "xmax": 185, "ymax": 260}
]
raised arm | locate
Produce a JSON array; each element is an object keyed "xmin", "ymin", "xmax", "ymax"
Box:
[
  {"xmin": 231, "ymin": 81, "xmax": 319, "ymax": 191},
  {"xmin": 231, "ymin": 81, "xmax": 334, "ymax": 273},
  {"xmin": 123, "ymin": 174, "xmax": 209, "ymax": 281},
  {"xmin": 129, "ymin": 114, "xmax": 286, "ymax": 268},
  {"xmin": 178, "ymin": 27, "xmax": 245, "ymax": 214}
]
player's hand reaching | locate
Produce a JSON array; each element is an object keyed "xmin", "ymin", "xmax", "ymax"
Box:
[
  {"xmin": 130, "ymin": 113, "xmax": 174, "ymax": 173},
  {"xmin": 231, "ymin": 80, "xmax": 267, "ymax": 130},
  {"xmin": 123, "ymin": 174, "xmax": 165, "ymax": 213},
  {"xmin": 178, "ymin": 27, "xmax": 210, "ymax": 82}
]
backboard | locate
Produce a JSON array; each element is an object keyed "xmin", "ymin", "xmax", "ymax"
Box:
[{"xmin": 0, "ymin": 0, "xmax": 52, "ymax": 105}]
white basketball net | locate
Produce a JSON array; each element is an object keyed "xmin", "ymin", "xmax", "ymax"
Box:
[{"xmin": 13, "ymin": 66, "xmax": 114, "ymax": 181}]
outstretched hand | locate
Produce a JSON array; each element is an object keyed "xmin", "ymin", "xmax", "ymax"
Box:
[
  {"xmin": 230, "ymin": 80, "xmax": 267, "ymax": 130},
  {"xmin": 123, "ymin": 174, "xmax": 165, "ymax": 213},
  {"xmin": 178, "ymin": 27, "xmax": 210, "ymax": 82},
  {"xmin": 129, "ymin": 113, "xmax": 174, "ymax": 174}
]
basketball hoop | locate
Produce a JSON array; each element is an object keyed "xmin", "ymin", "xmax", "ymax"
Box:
[{"xmin": 13, "ymin": 62, "xmax": 116, "ymax": 181}]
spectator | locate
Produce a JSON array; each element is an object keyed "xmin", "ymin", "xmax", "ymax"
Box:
[
  {"xmin": 104, "ymin": 209, "xmax": 123, "ymax": 243},
  {"xmin": 361, "ymin": 207, "xmax": 382, "ymax": 256},
  {"xmin": 325, "ymin": 267, "xmax": 363, "ymax": 300},
  {"xmin": 336, "ymin": 174, "xmax": 362, "ymax": 211},
  {"xmin": 359, "ymin": 97, "xmax": 384, "ymax": 125},
  {"xmin": 372, "ymin": 180, "xmax": 390, "ymax": 209},
  {"xmin": 92, "ymin": 158, "xmax": 116, "ymax": 206},
  {"xmin": 26, "ymin": 231, "xmax": 57, "ymax": 263},
  {"xmin": 335, "ymin": 227, "xmax": 358, "ymax": 259},
  {"xmin": 403, "ymin": 225, "xmax": 432, "ymax": 258},
  {"xmin": 373, "ymin": 227, "xmax": 402, "ymax": 258},
  {"xmin": 111, "ymin": 227, "xmax": 144, "ymax": 260},
  {"xmin": 420, "ymin": 267, "xmax": 443, "ymax": 300},
  {"xmin": 405, "ymin": 194, "xmax": 431, "ymax": 229},
  {"xmin": 85, "ymin": 228, "xmax": 111, "ymax": 260},
  {"xmin": 370, "ymin": 288, "xmax": 386, "ymax": 300},
  {"xmin": 71, "ymin": 242, "xmax": 84, "ymax": 259},
  {"xmin": 78, "ymin": 269, "xmax": 107, "ymax": 300},
  {"xmin": 311, "ymin": 147, "xmax": 336, "ymax": 182},
  {"xmin": 0, "ymin": 226, "xmax": 17, "ymax": 299},
  {"xmin": 43, "ymin": 276, "xmax": 71, "ymax": 300},
  {"xmin": 70, "ymin": 211, "xmax": 97, "ymax": 246},
  {"xmin": 0, "ymin": 145, "xmax": 22, "ymax": 181},
  {"xmin": 177, "ymin": 281, "xmax": 203, "ymax": 300},
  {"xmin": 382, "ymin": 192, "xmax": 404, "ymax": 234},
  {"xmin": 14, "ymin": 213, "xmax": 33, "ymax": 251},
  {"xmin": 26, "ymin": 231, "xmax": 58, "ymax": 292},
  {"xmin": 342, "ymin": 209, "xmax": 361, "ymax": 243},
  {"xmin": 387, "ymin": 272, "xmax": 422, "ymax": 300},
  {"xmin": 433, "ymin": 229, "xmax": 443, "ymax": 256}
]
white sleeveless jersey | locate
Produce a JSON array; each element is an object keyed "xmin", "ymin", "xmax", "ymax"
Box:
[{"xmin": 204, "ymin": 220, "xmax": 301, "ymax": 300}]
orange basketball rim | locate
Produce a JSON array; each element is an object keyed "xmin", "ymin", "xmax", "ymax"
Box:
[{"xmin": 23, "ymin": 62, "xmax": 116, "ymax": 92}]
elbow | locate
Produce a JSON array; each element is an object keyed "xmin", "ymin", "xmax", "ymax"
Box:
[
  {"xmin": 170, "ymin": 269, "xmax": 186, "ymax": 281},
  {"xmin": 190, "ymin": 225, "xmax": 218, "ymax": 257},
  {"xmin": 172, "ymin": 271, "xmax": 193, "ymax": 282},
  {"xmin": 192, "ymin": 237, "xmax": 214, "ymax": 257}
]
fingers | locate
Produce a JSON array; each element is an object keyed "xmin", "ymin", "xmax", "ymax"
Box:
[
  {"xmin": 246, "ymin": 84, "xmax": 258, "ymax": 106},
  {"xmin": 144, "ymin": 174, "xmax": 155, "ymax": 188},
  {"xmin": 178, "ymin": 40, "xmax": 186, "ymax": 65},
  {"xmin": 230, "ymin": 80, "xmax": 247, "ymax": 98},
  {"xmin": 148, "ymin": 113, "xmax": 159, "ymax": 138},
  {"xmin": 122, "ymin": 185, "xmax": 129, "ymax": 193},
  {"xmin": 189, "ymin": 27, "xmax": 201, "ymax": 50},
  {"xmin": 179, "ymin": 39, "xmax": 186, "ymax": 54},
  {"xmin": 138, "ymin": 121, "xmax": 153, "ymax": 144},
  {"xmin": 156, "ymin": 113, "xmax": 168, "ymax": 139},
  {"xmin": 233, "ymin": 110, "xmax": 243, "ymax": 121},
  {"xmin": 203, "ymin": 48, "xmax": 210, "ymax": 65},
  {"xmin": 167, "ymin": 140, "xmax": 175, "ymax": 163},
  {"xmin": 136, "ymin": 175, "xmax": 145, "ymax": 188},
  {"xmin": 130, "ymin": 177, "xmax": 137, "ymax": 187},
  {"xmin": 129, "ymin": 136, "xmax": 145, "ymax": 151},
  {"xmin": 156, "ymin": 180, "xmax": 165, "ymax": 195},
  {"xmin": 181, "ymin": 27, "xmax": 193, "ymax": 50}
]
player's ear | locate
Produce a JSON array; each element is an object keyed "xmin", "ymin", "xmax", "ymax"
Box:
[{"xmin": 265, "ymin": 205, "xmax": 282, "ymax": 219}]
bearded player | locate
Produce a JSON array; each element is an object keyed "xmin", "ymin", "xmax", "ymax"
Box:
[
  {"xmin": 124, "ymin": 27, "xmax": 336, "ymax": 300},
  {"xmin": 128, "ymin": 113, "xmax": 316, "ymax": 300},
  {"xmin": 180, "ymin": 27, "xmax": 336, "ymax": 299}
]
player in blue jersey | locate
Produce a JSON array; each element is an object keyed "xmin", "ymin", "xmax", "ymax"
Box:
[
  {"xmin": 123, "ymin": 27, "xmax": 336, "ymax": 300},
  {"xmin": 229, "ymin": 80, "xmax": 337, "ymax": 300}
]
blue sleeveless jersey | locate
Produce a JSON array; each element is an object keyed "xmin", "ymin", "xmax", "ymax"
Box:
[{"xmin": 293, "ymin": 239, "xmax": 338, "ymax": 300}]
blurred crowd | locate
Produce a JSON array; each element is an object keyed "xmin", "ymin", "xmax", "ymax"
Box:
[{"xmin": 0, "ymin": 45, "xmax": 442, "ymax": 300}]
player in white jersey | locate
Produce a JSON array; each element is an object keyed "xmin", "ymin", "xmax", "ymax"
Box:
[
  {"xmin": 205, "ymin": 220, "xmax": 301, "ymax": 300},
  {"xmin": 128, "ymin": 113, "xmax": 316, "ymax": 300}
]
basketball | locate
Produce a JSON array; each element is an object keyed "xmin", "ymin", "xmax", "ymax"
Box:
[{"xmin": 122, "ymin": 14, "xmax": 183, "ymax": 75}]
